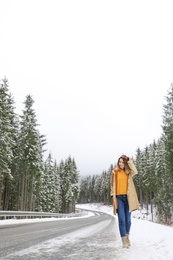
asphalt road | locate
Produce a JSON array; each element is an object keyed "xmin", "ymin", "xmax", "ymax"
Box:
[{"xmin": 0, "ymin": 210, "xmax": 118, "ymax": 260}]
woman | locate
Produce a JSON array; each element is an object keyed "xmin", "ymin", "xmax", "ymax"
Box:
[{"xmin": 110, "ymin": 154, "xmax": 139, "ymax": 248}]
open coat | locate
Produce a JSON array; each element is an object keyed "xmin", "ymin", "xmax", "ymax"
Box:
[{"xmin": 110, "ymin": 158, "xmax": 139, "ymax": 215}]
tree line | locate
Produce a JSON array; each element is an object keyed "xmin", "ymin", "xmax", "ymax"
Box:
[
  {"xmin": 78, "ymin": 83, "xmax": 173, "ymax": 225},
  {"xmin": 0, "ymin": 78, "xmax": 79, "ymax": 213},
  {"xmin": 1, "ymin": 77, "xmax": 173, "ymax": 223}
]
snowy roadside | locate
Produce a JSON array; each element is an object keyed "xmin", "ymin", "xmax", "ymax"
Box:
[
  {"xmin": 76, "ymin": 203, "xmax": 173, "ymax": 260},
  {"xmin": 0, "ymin": 210, "xmax": 94, "ymax": 226},
  {"xmin": 1, "ymin": 203, "xmax": 173, "ymax": 259}
]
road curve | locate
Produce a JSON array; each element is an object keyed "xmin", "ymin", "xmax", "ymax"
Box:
[{"xmin": 0, "ymin": 209, "xmax": 118, "ymax": 260}]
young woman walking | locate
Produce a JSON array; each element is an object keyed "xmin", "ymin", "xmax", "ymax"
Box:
[{"xmin": 110, "ymin": 154, "xmax": 139, "ymax": 248}]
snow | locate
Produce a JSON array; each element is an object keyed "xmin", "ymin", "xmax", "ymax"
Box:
[
  {"xmin": 1, "ymin": 204, "xmax": 173, "ymax": 259},
  {"xmin": 78, "ymin": 204, "xmax": 173, "ymax": 260}
]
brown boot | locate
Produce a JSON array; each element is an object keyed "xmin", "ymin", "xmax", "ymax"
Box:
[
  {"xmin": 121, "ymin": 236, "xmax": 129, "ymax": 248},
  {"xmin": 126, "ymin": 233, "xmax": 131, "ymax": 247}
]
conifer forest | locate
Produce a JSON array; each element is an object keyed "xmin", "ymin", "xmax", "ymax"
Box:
[
  {"xmin": 78, "ymin": 83, "xmax": 173, "ymax": 225},
  {"xmin": 0, "ymin": 78, "xmax": 79, "ymax": 213},
  {"xmin": 1, "ymin": 78, "xmax": 173, "ymax": 224}
]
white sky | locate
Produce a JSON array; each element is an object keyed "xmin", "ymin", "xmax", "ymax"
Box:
[
  {"xmin": 0, "ymin": 0, "xmax": 172, "ymax": 176},
  {"xmin": 1, "ymin": 204, "xmax": 173, "ymax": 259}
]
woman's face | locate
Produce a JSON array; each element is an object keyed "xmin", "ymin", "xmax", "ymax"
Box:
[{"xmin": 119, "ymin": 158, "xmax": 125, "ymax": 170}]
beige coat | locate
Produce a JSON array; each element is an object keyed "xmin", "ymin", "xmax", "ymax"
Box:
[{"xmin": 110, "ymin": 158, "xmax": 139, "ymax": 215}]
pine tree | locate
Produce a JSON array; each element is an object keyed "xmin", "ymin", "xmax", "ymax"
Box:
[
  {"xmin": 54, "ymin": 161, "xmax": 62, "ymax": 212},
  {"xmin": 0, "ymin": 78, "xmax": 18, "ymax": 210},
  {"xmin": 58, "ymin": 156, "xmax": 79, "ymax": 213},
  {"xmin": 154, "ymin": 138, "xmax": 166, "ymax": 220},
  {"xmin": 107, "ymin": 164, "xmax": 114, "ymax": 204},
  {"xmin": 90, "ymin": 175, "xmax": 96, "ymax": 202},
  {"xmin": 40, "ymin": 153, "xmax": 56, "ymax": 212},
  {"xmin": 93, "ymin": 175, "xmax": 102, "ymax": 202},
  {"xmin": 161, "ymin": 83, "xmax": 173, "ymax": 222},
  {"xmin": 78, "ymin": 178, "xmax": 88, "ymax": 203},
  {"xmin": 16, "ymin": 95, "xmax": 46, "ymax": 211},
  {"xmin": 59, "ymin": 160, "xmax": 67, "ymax": 213},
  {"xmin": 70, "ymin": 158, "xmax": 80, "ymax": 212},
  {"xmin": 63, "ymin": 156, "xmax": 79, "ymax": 213},
  {"xmin": 162, "ymin": 83, "xmax": 173, "ymax": 181}
]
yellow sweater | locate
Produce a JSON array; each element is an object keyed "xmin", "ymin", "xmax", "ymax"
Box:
[{"xmin": 116, "ymin": 170, "xmax": 128, "ymax": 195}]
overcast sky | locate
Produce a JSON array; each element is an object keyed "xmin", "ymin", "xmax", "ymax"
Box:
[{"xmin": 0, "ymin": 0, "xmax": 172, "ymax": 177}]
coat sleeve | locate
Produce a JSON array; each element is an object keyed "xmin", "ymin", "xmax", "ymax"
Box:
[
  {"xmin": 127, "ymin": 159, "xmax": 138, "ymax": 177},
  {"xmin": 110, "ymin": 170, "xmax": 114, "ymax": 197}
]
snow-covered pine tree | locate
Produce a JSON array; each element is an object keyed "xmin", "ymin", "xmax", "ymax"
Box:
[
  {"xmin": 54, "ymin": 160, "xmax": 62, "ymax": 213},
  {"xmin": 58, "ymin": 156, "xmax": 79, "ymax": 213},
  {"xmin": 88, "ymin": 175, "xmax": 95, "ymax": 202},
  {"xmin": 161, "ymin": 83, "xmax": 173, "ymax": 222},
  {"xmin": 146, "ymin": 141, "xmax": 158, "ymax": 218},
  {"xmin": 100, "ymin": 171, "xmax": 108, "ymax": 204},
  {"xmin": 153, "ymin": 137, "xmax": 169, "ymax": 223},
  {"xmin": 105, "ymin": 164, "xmax": 114, "ymax": 205},
  {"xmin": 59, "ymin": 159, "xmax": 66, "ymax": 213},
  {"xmin": 16, "ymin": 95, "xmax": 46, "ymax": 211},
  {"xmin": 133, "ymin": 148, "xmax": 143, "ymax": 207},
  {"xmin": 40, "ymin": 153, "xmax": 56, "ymax": 212},
  {"xmin": 70, "ymin": 158, "xmax": 80, "ymax": 212},
  {"xmin": 62, "ymin": 156, "xmax": 79, "ymax": 213},
  {"xmin": 93, "ymin": 175, "xmax": 102, "ymax": 202},
  {"xmin": 0, "ymin": 78, "xmax": 18, "ymax": 210},
  {"xmin": 78, "ymin": 178, "xmax": 89, "ymax": 203}
]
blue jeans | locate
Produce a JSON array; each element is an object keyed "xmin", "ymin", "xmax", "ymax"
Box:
[{"xmin": 116, "ymin": 195, "xmax": 131, "ymax": 237}]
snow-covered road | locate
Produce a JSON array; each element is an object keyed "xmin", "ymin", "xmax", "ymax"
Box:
[
  {"xmin": 0, "ymin": 210, "xmax": 117, "ymax": 260},
  {"xmin": 1, "ymin": 204, "xmax": 173, "ymax": 260}
]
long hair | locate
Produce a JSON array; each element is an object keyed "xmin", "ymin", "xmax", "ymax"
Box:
[{"xmin": 116, "ymin": 156, "xmax": 130, "ymax": 173}]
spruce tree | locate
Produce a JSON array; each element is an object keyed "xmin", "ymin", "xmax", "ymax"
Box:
[
  {"xmin": 54, "ymin": 160, "xmax": 62, "ymax": 212},
  {"xmin": 162, "ymin": 83, "xmax": 173, "ymax": 181},
  {"xmin": 59, "ymin": 160, "xmax": 66, "ymax": 212},
  {"xmin": 63, "ymin": 156, "xmax": 79, "ymax": 213},
  {"xmin": 94, "ymin": 175, "xmax": 102, "ymax": 202},
  {"xmin": 16, "ymin": 95, "xmax": 46, "ymax": 211},
  {"xmin": 0, "ymin": 78, "xmax": 18, "ymax": 210},
  {"xmin": 78, "ymin": 178, "xmax": 88, "ymax": 203},
  {"xmin": 40, "ymin": 153, "xmax": 56, "ymax": 212},
  {"xmin": 132, "ymin": 148, "xmax": 143, "ymax": 206},
  {"xmin": 107, "ymin": 164, "xmax": 114, "ymax": 204},
  {"xmin": 161, "ymin": 83, "xmax": 173, "ymax": 222},
  {"xmin": 154, "ymin": 138, "xmax": 166, "ymax": 220}
]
